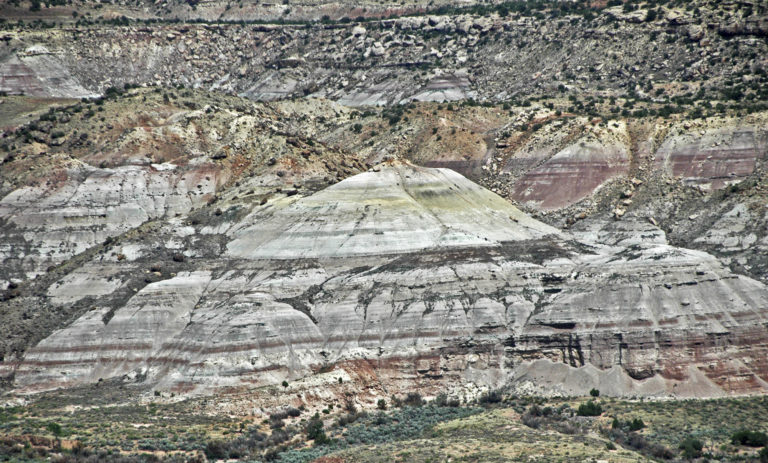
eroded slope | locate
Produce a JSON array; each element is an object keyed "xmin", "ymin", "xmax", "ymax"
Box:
[{"xmin": 6, "ymin": 162, "xmax": 768, "ymax": 401}]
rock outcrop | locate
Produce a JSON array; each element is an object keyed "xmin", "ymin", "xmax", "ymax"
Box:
[{"xmin": 9, "ymin": 163, "xmax": 768, "ymax": 398}]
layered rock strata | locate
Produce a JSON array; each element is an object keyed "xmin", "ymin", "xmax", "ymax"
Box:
[
  {"xmin": 508, "ymin": 138, "xmax": 630, "ymax": 210},
  {"xmin": 654, "ymin": 127, "xmax": 767, "ymax": 191},
  {"xmin": 0, "ymin": 163, "xmax": 221, "ymax": 282},
  {"xmin": 10, "ymin": 164, "xmax": 768, "ymax": 398}
]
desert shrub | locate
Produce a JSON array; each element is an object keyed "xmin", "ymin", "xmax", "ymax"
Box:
[
  {"xmin": 377, "ymin": 399, "xmax": 387, "ymax": 410},
  {"xmin": 403, "ymin": 392, "xmax": 423, "ymax": 407},
  {"xmin": 344, "ymin": 398, "xmax": 357, "ymax": 414},
  {"xmin": 274, "ymin": 406, "xmax": 480, "ymax": 462},
  {"xmin": 433, "ymin": 393, "xmax": 460, "ymax": 407},
  {"xmin": 269, "ymin": 417, "xmax": 285, "ymax": 429},
  {"xmin": 527, "ymin": 404, "xmax": 542, "ymax": 416},
  {"xmin": 306, "ymin": 413, "xmax": 329, "ymax": 445},
  {"xmin": 446, "ymin": 397, "xmax": 461, "ymax": 407},
  {"xmin": 337, "ymin": 411, "xmax": 367, "ymax": 427},
  {"xmin": 731, "ymin": 430, "xmax": 768, "ymax": 447},
  {"xmin": 266, "ymin": 429, "xmax": 290, "ymax": 446},
  {"xmin": 270, "ymin": 408, "xmax": 301, "ymax": 421},
  {"xmin": 199, "ymin": 427, "xmax": 273, "ymax": 461},
  {"xmin": 590, "ymin": 388, "xmax": 600, "ymax": 397},
  {"xmin": 679, "ymin": 436, "xmax": 703, "ymax": 459},
  {"xmin": 576, "ymin": 401, "xmax": 602, "ymax": 417},
  {"xmin": 613, "ymin": 416, "xmax": 645, "ymax": 431},
  {"xmin": 46, "ymin": 422, "xmax": 64, "ymax": 437},
  {"xmin": 478, "ymin": 389, "xmax": 503, "ymax": 405},
  {"xmin": 204, "ymin": 439, "xmax": 229, "ymax": 459},
  {"xmin": 628, "ymin": 418, "xmax": 645, "ymax": 431},
  {"xmin": 605, "ymin": 427, "xmax": 673, "ymax": 460},
  {"xmin": 521, "ymin": 412, "xmax": 542, "ymax": 429},
  {"xmin": 649, "ymin": 444, "xmax": 675, "ymax": 460},
  {"xmin": 521, "ymin": 404, "xmax": 578, "ymax": 432},
  {"xmin": 553, "ymin": 420, "xmax": 583, "ymax": 435},
  {"xmin": 627, "ymin": 432, "xmax": 648, "ymax": 450},
  {"xmin": 344, "ymin": 406, "xmax": 477, "ymax": 445}
]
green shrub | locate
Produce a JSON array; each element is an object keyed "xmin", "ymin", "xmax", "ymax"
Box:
[
  {"xmin": 478, "ymin": 390, "xmax": 503, "ymax": 405},
  {"xmin": 731, "ymin": 430, "xmax": 768, "ymax": 447},
  {"xmin": 46, "ymin": 422, "xmax": 63, "ymax": 437},
  {"xmin": 628, "ymin": 418, "xmax": 645, "ymax": 431},
  {"xmin": 576, "ymin": 401, "xmax": 602, "ymax": 417},
  {"xmin": 306, "ymin": 413, "xmax": 329, "ymax": 445},
  {"xmin": 204, "ymin": 439, "xmax": 229, "ymax": 459},
  {"xmin": 679, "ymin": 436, "xmax": 703, "ymax": 459},
  {"xmin": 590, "ymin": 388, "xmax": 600, "ymax": 397},
  {"xmin": 403, "ymin": 392, "xmax": 424, "ymax": 407}
]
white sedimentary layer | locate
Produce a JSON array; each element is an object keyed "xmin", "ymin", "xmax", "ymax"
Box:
[{"xmin": 227, "ymin": 165, "xmax": 559, "ymax": 259}]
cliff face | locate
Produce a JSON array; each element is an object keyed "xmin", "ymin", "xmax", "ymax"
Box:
[{"xmin": 8, "ymin": 163, "xmax": 768, "ymax": 398}]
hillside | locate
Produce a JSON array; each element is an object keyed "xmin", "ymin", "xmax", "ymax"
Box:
[{"xmin": 1, "ymin": 0, "xmax": 767, "ymax": 461}]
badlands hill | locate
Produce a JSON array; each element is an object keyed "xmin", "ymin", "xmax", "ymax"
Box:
[
  {"xmin": 2, "ymin": 153, "xmax": 767, "ymax": 401},
  {"xmin": 0, "ymin": 86, "xmax": 766, "ymax": 401},
  {"xmin": 1, "ymin": 1, "xmax": 768, "ymax": 461}
]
